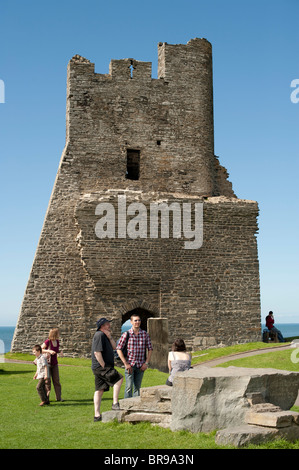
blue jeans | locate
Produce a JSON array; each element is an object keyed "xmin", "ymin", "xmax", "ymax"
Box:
[
  {"xmin": 124, "ymin": 365, "xmax": 144, "ymax": 398},
  {"xmin": 271, "ymin": 327, "xmax": 285, "ymax": 342}
]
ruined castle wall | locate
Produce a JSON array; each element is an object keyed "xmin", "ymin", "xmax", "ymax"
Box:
[
  {"xmin": 11, "ymin": 39, "xmax": 260, "ymax": 356},
  {"xmin": 74, "ymin": 192, "xmax": 261, "ymax": 351},
  {"xmin": 11, "ymin": 144, "xmax": 97, "ymax": 354},
  {"xmin": 65, "ymin": 38, "xmax": 221, "ymax": 197}
]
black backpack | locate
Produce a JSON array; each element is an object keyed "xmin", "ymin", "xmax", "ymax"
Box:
[{"xmin": 121, "ymin": 331, "xmax": 130, "ymax": 360}]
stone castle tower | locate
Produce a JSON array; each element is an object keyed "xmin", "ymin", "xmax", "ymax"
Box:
[{"xmin": 12, "ymin": 38, "xmax": 261, "ymax": 355}]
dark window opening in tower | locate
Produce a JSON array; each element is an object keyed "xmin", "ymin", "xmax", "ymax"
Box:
[{"xmin": 126, "ymin": 149, "xmax": 140, "ymax": 180}]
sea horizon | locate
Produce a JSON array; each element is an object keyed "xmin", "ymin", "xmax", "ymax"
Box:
[
  {"xmin": 1, "ymin": 323, "xmax": 299, "ymax": 354},
  {"xmin": 2, "ymin": 321, "xmax": 299, "ymax": 328}
]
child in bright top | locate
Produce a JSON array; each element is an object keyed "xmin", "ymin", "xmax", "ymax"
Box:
[{"xmin": 32, "ymin": 344, "xmax": 50, "ymax": 406}]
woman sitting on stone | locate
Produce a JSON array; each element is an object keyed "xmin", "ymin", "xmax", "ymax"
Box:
[{"xmin": 166, "ymin": 338, "xmax": 191, "ymax": 386}]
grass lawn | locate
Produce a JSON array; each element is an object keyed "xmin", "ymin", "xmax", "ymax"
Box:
[
  {"xmin": 191, "ymin": 341, "xmax": 291, "ymax": 366},
  {"xmin": 0, "ymin": 359, "xmax": 222, "ymax": 450},
  {"xmin": 1, "ymin": 343, "xmax": 299, "ymax": 450},
  {"xmin": 218, "ymin": 348, "xmax": 299, "ymax": 373}
]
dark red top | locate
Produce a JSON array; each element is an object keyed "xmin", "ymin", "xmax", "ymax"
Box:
[
  {"xmin": 44, "ymin": 339, "xmax": 59, "ymax": 366},
  {"xmin": 266, "ymin": 315, "xmax": 274, "ymax": 330}
]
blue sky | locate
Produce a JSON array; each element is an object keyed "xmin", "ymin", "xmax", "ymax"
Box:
[{"xmin": 0, "ymin": 0, "xmax": 298, "ymax": 326}]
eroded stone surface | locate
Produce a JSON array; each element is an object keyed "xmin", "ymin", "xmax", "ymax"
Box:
[{"xmin": 171, "ymin": 367, "xmax": 299, "ymax": 433}]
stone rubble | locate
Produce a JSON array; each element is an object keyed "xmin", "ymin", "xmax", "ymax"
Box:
[{"xmin": 102, "ymin": 367, "xmax": 299, "ymax": 447}]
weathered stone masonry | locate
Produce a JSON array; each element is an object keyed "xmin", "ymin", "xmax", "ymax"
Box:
[{"xmin": 12, "ymin": 38, "xmax": 261, "ymax": 356}]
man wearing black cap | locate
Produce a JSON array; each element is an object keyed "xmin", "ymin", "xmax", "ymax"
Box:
[{"xmin": 91, "ymin": 318, "xmax": 123, "ymax": 422}]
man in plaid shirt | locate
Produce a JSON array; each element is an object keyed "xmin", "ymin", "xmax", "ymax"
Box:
[{"xmin": 117, "ymin": 314, "xmax": 153, "ymax": 398}]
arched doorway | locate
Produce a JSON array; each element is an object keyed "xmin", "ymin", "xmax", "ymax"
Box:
[{"xmin": 122, "ymin": 307, "xmax": 153, "ymax": 332}]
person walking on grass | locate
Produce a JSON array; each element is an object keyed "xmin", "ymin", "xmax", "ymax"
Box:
[
  {"xmin": 32, "ymin": 344, "xmax": 50, "ymax": 406},
  {"xmin": 91, "ymin": 318, "xmax": 124, "ymax": 422},
  {"xmin": 41, "ymin": 328, "xmax": 64, "ymax": 402},
  {"xmin": 116, "ymin": 314, "xmax": 153, "ymax": 398}
]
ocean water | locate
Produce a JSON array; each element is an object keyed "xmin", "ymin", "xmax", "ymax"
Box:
[
  {"xmin": 0, "ymin": 326, "xmax": 15, "ymax": 353},
  {"xmin": 262, "ymin": 323, "xmax": 299, "ymax": 339},
  {"xmin": 1, "ymin": 324, "xmax": 299, "ymax": 354}
]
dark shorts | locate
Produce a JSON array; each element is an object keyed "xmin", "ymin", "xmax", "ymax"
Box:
[{"xmin": 93, "ymin": 366, "xmax": 123, "ymax": 392}]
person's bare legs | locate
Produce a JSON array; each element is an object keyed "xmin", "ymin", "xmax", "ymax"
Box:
[
  {"xmin": 113, "ymin": 377, "xmax": 123, "ymax": 405},
  {"xmin": 94, "ymin": 389, "xmax": 104, "ymax": 418}
]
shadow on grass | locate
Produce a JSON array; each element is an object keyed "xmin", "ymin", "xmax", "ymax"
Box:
[
  {"xmin": 49, "ymin": 399, "xmax": 93, "ymax": 407},
  {"xmin": 0, "ymin": 368, "xmax": 33, "ymax": 375}
]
